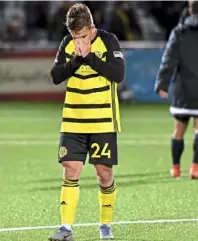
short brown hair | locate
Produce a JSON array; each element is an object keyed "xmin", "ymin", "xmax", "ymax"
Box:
[{"xmin": 66, "ymin": 3, "xmax": 93, "ymax": 31}]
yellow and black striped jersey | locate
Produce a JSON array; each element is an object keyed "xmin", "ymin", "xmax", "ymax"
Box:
[{"xmin": 51, "ymin": 29, "xmax": 125, "ymax": 133}]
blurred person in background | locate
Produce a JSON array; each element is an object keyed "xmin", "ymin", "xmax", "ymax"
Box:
[
  {"xmin": 2, "ymin": 1, "xmax": 26, "ymax": 41},
  {"xmin": 49, "ymin": 1, "xmax": 74, "ymax": 41},
  {"xmin": 24, "ymin": 1, "xmax": 49, "ymax": 43},
  {"xmin": 48, "ymin": 3, "xmax": 124, "ymax": 241},
  {"xmin": 155, "ymin": 0, "xmax": 198, "ymax": 179},
  {"xmin": 49, "ymin": 1, "xmax": 105, "ymax": 41},
  {"xmin": 0, "ymin": 1, "xmax": 191, "ymax": 43},
  {"xmin": 84, "ymin": 1, "xmax": 105, "ymax": 29},
  {"xmin": 108, "ymin": 1, "xmax": 142, "ymax": 41},
  {"xmin": 147, "ymin": 1, "xmax": 185, "ymax": 40}
]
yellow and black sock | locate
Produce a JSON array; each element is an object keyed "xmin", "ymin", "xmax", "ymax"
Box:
[
  {"xmin": 60, "ymin": 179, "xmax": 80, "ymax": 225},
  {"xmin": 98, "ymin": 181, "xmax": 116, "ymax": 224}
]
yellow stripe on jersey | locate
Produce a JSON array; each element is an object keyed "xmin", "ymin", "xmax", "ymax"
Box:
[
  {"xmin": 61, "ymin": 122, "xmax": 115, "ymax": 133},
  {"xmin": 62, "ymin": 105, "xmax": 112, "ymax": 119},
  {"xmin": 65, "ymin": 40, "xmax": 75, "ymax": 56},
  {"xmin": 61, "ymin": 35, "xmax": 120, "ymax": 133},
  {"xmin": 67, "ymin": 76, "xmax": 109, "ymax": 90},
  {"xmin": 111, "ymin": 82, "xmax": 117, "ymax": 132},
  {"xmin": 65, "ymin": 86, "xmax": 110, "ymax": 104},
  {"xmin": 115, "ymin": 85, "xmax": 121, "ymax": 132}
]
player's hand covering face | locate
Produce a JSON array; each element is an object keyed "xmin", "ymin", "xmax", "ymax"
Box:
[
  {"xmin": 72, "ymin": 26, "xmax": 95, "ymax": 57},
  {"xmin": 74, "ymin": 39, "xmax": 82, "ymax": 56},
  {"xmin": 78, "ymin": 38, "xmax": 91, "ymax": 57}
]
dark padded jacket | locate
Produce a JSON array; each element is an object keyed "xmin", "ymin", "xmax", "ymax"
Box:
[{"xmin": 155, "ymin": 14, "xmax": 198, "ymax": 110}]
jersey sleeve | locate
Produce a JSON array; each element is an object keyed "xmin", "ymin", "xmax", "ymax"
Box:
[
  {"xmin": 84, "ymin": 33, "xmax": 125, "ymax": 83},
  {"xmin": 50, "ymin": 36, "xmax": 82, "ymax": 85},
  {"xmin": 154, "ymin": 27, "xmax": 180, "ymax": 93}
]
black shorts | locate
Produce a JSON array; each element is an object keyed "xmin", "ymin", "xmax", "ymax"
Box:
[
  {"xmin": 58, "ymin": 132, "xmax": 118, "ymax": 165},
  {"xmin": 173, "ymin": 114, "xmax": 198, "ymax": 124}
]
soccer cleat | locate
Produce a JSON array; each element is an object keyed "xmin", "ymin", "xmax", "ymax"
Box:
[
  {"xmin": 170, "ymin": 164, "xmax": 181, "ymax": 178},
  {"xmin": 189, "ymin": 163, "xmax": 198, "ymax": 179},
  {"xmin": 48, "ymin": 226, "xmax": 73, "ymax": 241},
  {"xmin": 100, "ymin": 224, "xmax": 114, "ymax": 240}
]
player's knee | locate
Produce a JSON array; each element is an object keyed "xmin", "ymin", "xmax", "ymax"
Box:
[
  {"xmin": 173, "ymin": 120, "xmax": 188, "ymax": 139},
  {"xmin": 172, "ymin": 128, "xmax": 184, "ymax": 139},
  {"xmin": 95, "ymin": 164, "xmax": 113, "ymax": 187},
  {"xmin": 62, "ymin": 161, "xmax": 82, "ymax": 180},
  {"xmin": 194, "ymin": 127, "xmax": 198, "ymax": 136},
  {"xmin": 173, "ymin": 125, "xmax": 185, "ymax": 139},
  {"xmin": 194, "ymin": 119, "xmax": 198, "ymax": 134}
]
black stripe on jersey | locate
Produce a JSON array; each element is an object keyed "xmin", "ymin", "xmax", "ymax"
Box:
[
  {"xmin": 73, "ymin": 73, "xmax": 99, "ymax": 79},
  {"xmin": 64, "ymin": 103, "xmax": 111, "ymax": 109},
  {"xmin": 65, "ymin": 52, "xmax": 73, "ymax": 59},
  {"xmin": 66, "ymin": 85, "xmax": 110, "ymax": 94},
  {"xmin": 102, "ymin": 52, "xmax": 107, "ymax": 58},
  {"xmin": 62, "ymin": 118, "xmax": 112, "ymax": 123}
]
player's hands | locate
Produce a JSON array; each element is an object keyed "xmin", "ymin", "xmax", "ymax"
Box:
[
  {"xmin": 159, "ymin": 90, "xmax": 168, "ymax": 99},
  {"xmin": 74, "ymin": 39, "xmax": 81, "ymax": 56},
  {"xmin": 78, "ymin": 38, "xmax": 91, "ymax": 58}
]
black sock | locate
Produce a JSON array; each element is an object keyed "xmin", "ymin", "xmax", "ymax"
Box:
[
  {"xmin": 193, "ymin": 134, "xmax": 198, "ymax": 164},
  {"xmin": 171, "ymin": 139, "xmax": 184, "ymax": 165}
]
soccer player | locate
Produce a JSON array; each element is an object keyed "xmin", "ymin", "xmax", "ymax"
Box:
[
  {"xmin": 155, "ymin": 0, "xmax": 198, "ymax": 179},
  {"xmin": 48, "ymin": 3, "xmax": 125, "ymax": 241}
]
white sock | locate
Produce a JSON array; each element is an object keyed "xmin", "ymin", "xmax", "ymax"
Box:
[{"xmin": 62, "ymin": 223, "xmax": 72, "ymax": 230}]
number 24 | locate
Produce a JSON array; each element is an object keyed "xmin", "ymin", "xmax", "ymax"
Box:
[{"xmin": 91, "ymin": 143, "xmax": 111, "ymax": 159}]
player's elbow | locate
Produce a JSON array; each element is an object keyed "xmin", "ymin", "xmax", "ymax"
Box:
[
  {"xmin": 50, "ymin": 66, "xmax": 62, "ymax": 85},
  {"xmin": 114, "ymin": 65, "xmax": 125, "ymax": 83}
]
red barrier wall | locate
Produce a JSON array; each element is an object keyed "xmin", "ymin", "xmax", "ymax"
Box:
[{"xmin": 0, "ymin": 51, "xmax": 65, "ymax": 101}]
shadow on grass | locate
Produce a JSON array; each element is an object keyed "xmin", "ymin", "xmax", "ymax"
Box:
[
  {"xmin": 31, "ymin": 170, "xmax": 184, "ymax": 184},
  {"xmin": 31, "ymin": 173, "xmax": 188, "ymax": 192}
]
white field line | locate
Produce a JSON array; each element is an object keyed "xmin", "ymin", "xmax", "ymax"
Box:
[
  {"xmin": 1, "ymin": 218, "xmax": 198, "ymax": 232},
  {"xmin": 0, "ymin": 133, "xmax": 194, "ymax": 145},
  {"xmin": 0, "ymin": 133, "xmax": 185, "ymax": 139},
  {"xmin": 0, "ymin": 117, "xmax": 170, "ymax": 123},
  {"xmin": 0, "ymin": 139, "xmax": 194, "ymax": 146},
  {"xmin": 0, "ymin": 110, "xmax": 167, "ymax": 115}
]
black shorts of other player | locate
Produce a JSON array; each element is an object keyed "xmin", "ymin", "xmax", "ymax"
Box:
[{"xmin": 173, "ymin": 114, "xmax": 198, "ymax": 124}]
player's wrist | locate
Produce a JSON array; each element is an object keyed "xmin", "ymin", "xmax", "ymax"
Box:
[
  {"xmin": 72, "ymin": 56, "xmax": 83, "ymax": 68},
  {"xmin": 84, "ymin": 52, "xmax": 94, "ymax": 62}
]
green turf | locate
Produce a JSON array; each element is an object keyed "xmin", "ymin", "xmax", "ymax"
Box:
[{"xmin": 0, "ymin": 103, "xmax": 197, "ymax": 241}]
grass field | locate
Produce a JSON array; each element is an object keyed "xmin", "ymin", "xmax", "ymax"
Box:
[{"xmin": 0, "ymin": 103, "xmax": 198, "ymax": 241}]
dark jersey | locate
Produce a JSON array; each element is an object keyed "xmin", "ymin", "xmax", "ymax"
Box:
[
  {"xmin": 155, "ymin": 15, "xmax": 198, "ymax": 115},
  {"xmin": 51, "ymin": 29, "xmax": 125, "ymax": 133}
]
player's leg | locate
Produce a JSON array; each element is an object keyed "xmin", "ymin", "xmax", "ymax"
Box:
[
  {"xmin": 189, "ymin": 117, "xmax": 198, "ymax": 179},
  {"xmin": 60, "ymin": 161, "xmax": 82, "ymax": 229},
  {"xmin": 171, "ymin": 115, "xmax": 189, "ymax": 177},
  {"xmin": 95, "ymin": 164, "xmax": 115, "ymax": 240},
  {"xmin": 48, "ymin": 133, "xmax": 88, "ymax": 241},
  {"xmin": 89, "ymin": 133, "xmax": 117, "ymax": 240}
]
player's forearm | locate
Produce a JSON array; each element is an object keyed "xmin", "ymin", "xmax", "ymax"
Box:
[
  {"xmin": 154, "ymin": 59, "xmax": 176, "ymax": 93},
  {"xmin": 84, "ymin": 53, "xmax": 125, "ymax": 83},
  {"xmin": 155, "ymin": 28, "xmax": 179, "ymax": 93},
  {"xmin": 51, "ymin": 57, "xmax": 82, "ymax": 85}
]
